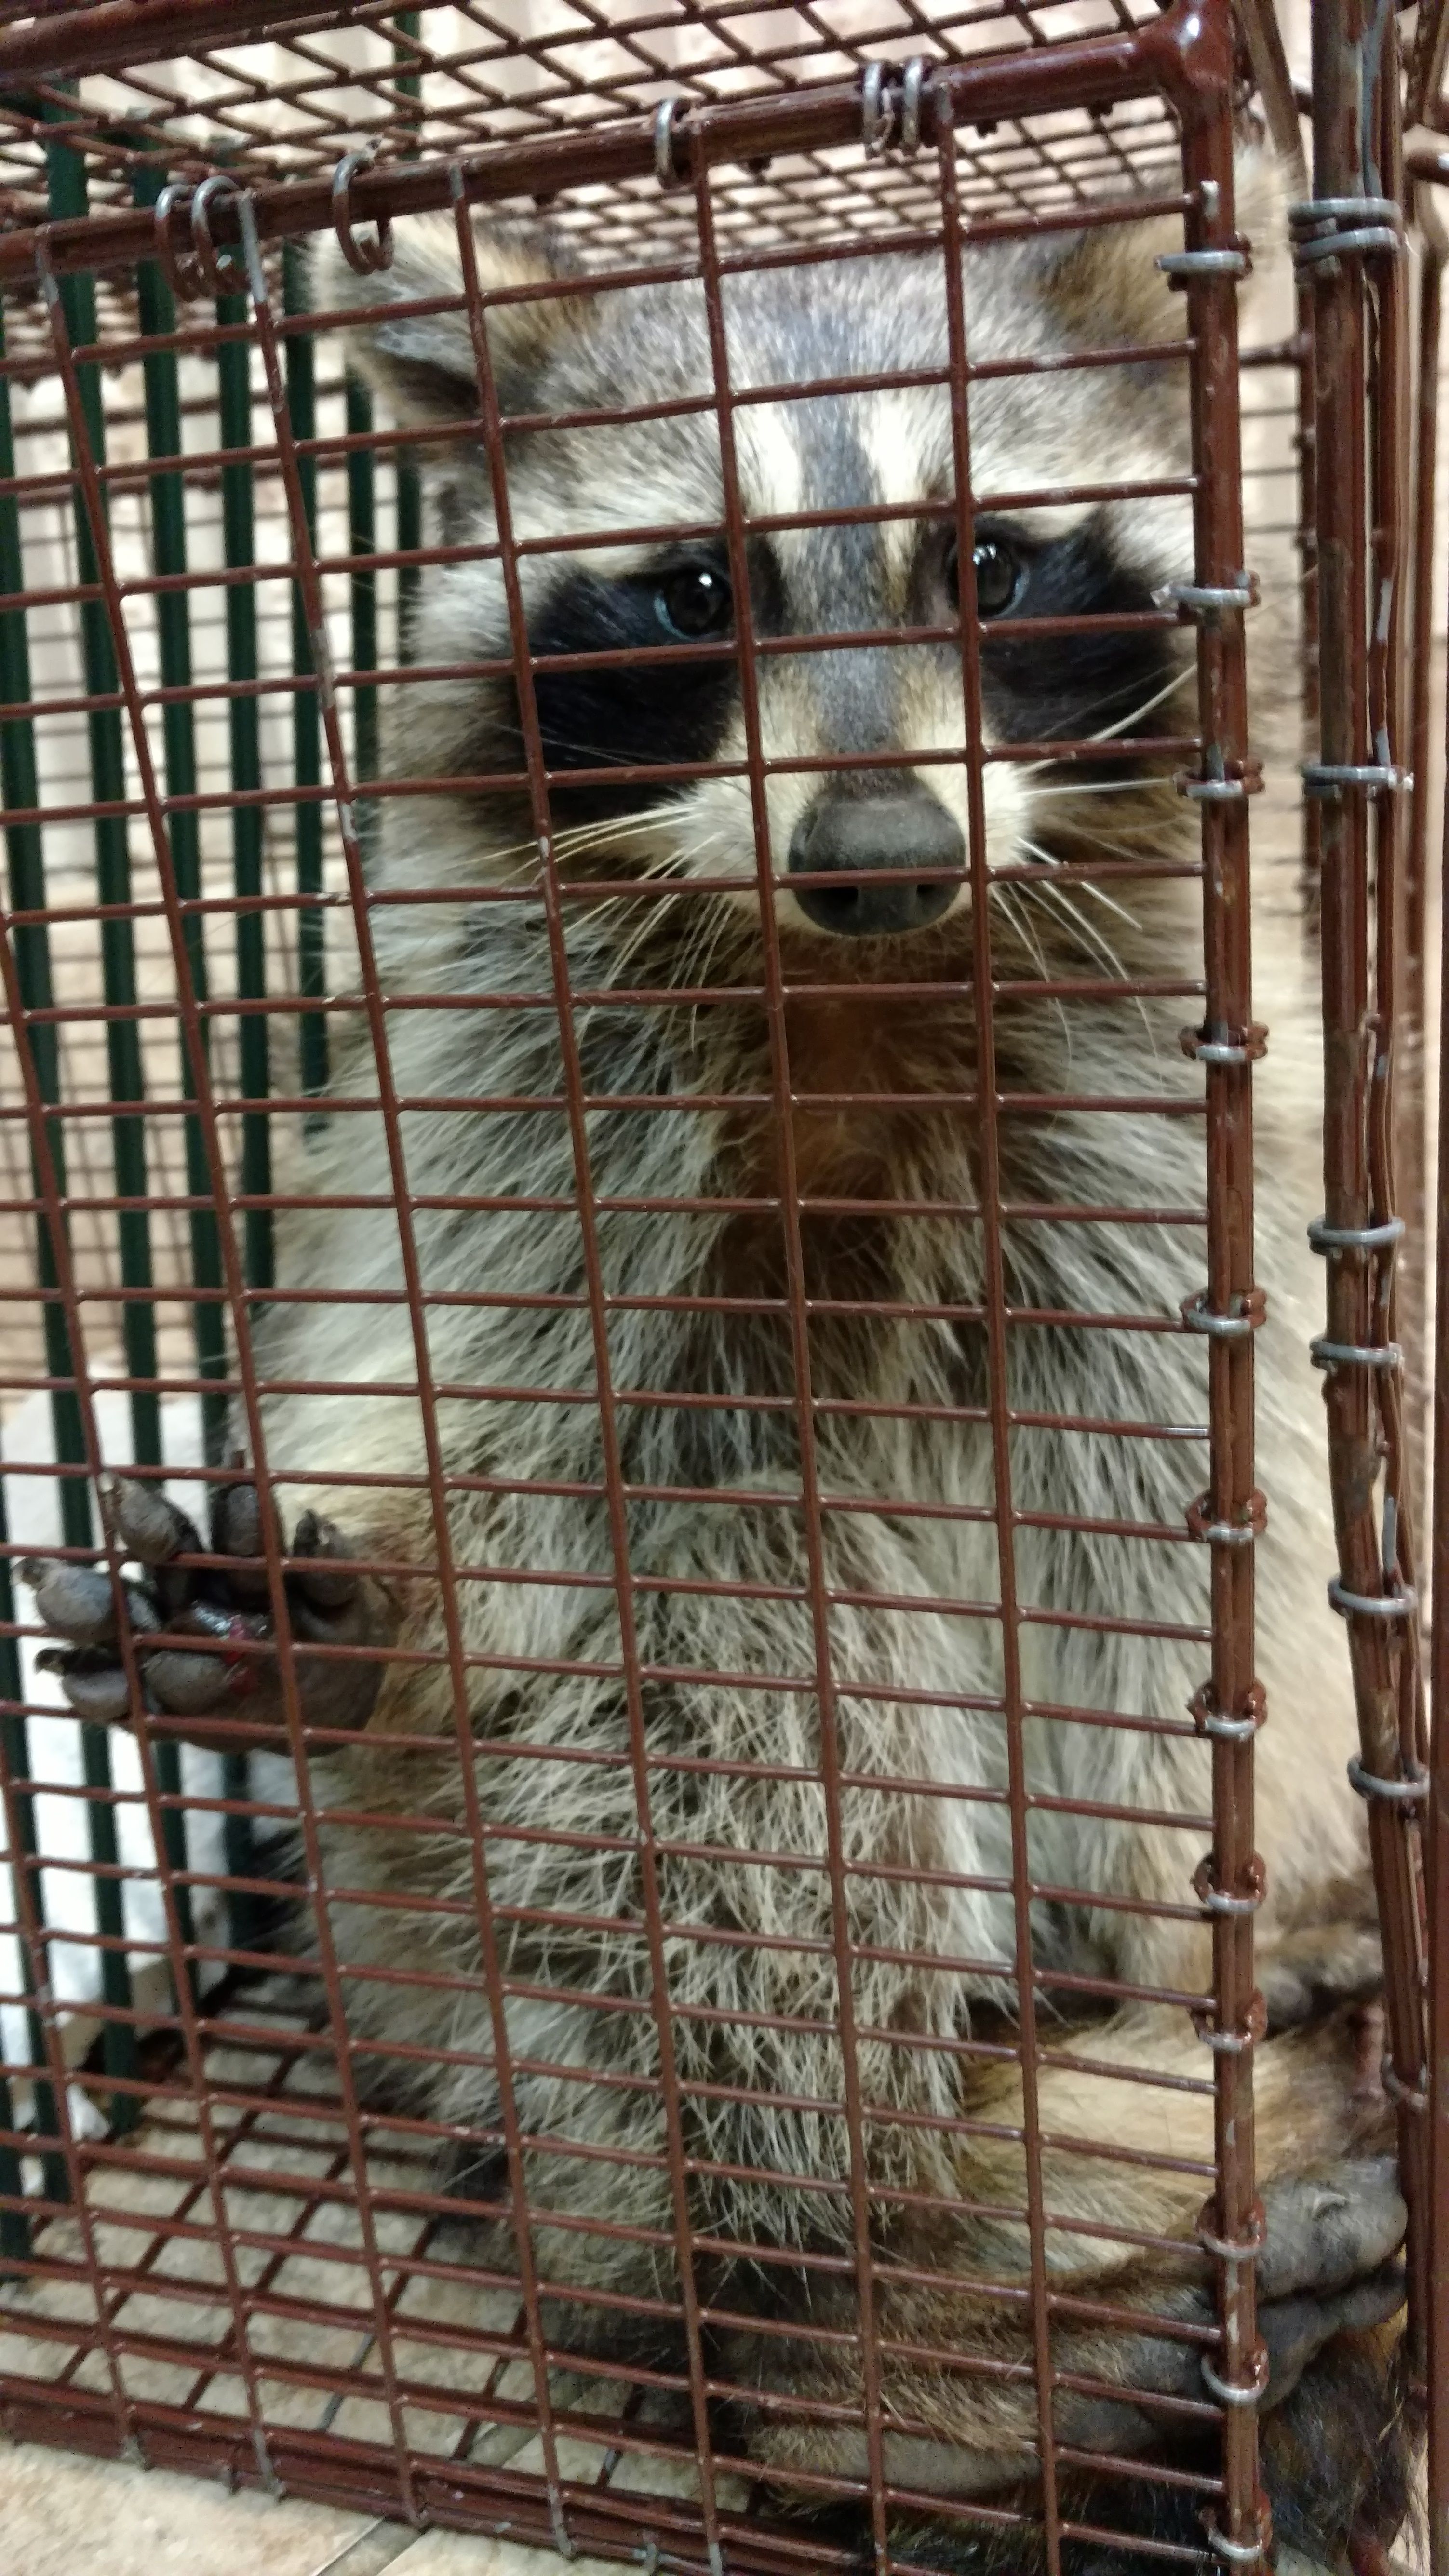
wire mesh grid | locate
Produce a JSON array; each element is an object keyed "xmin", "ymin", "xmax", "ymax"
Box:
[{"xmin": 0, "ymin": 2, "xmax": 1436, "ymax": 2572}]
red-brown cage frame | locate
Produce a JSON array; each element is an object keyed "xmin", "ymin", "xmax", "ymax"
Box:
[{"xmin": 0, "ymin": 2, "xmax": 1438, "ymax": 2572}]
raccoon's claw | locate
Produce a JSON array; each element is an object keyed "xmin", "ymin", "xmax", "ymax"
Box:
[{"xmin": 21, "ymin": 1474, "xmax": 389, "ymax": 1750}]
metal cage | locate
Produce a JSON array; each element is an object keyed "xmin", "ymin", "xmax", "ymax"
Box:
[{"xmin": 0, "ymin": 3, "xmax": 1439, "ymax": 2572}]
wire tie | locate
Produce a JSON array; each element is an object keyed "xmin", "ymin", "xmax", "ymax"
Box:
[
  {"xmin": 1157, "ymin": 248, "xmax": 1249, "ymax": 279},
  {"xmin": 152, "ymin": 179, "xmax": 206, "ymax": 301},
  {"xmin": 1196, "ymin": 2198, "xmax": 1265, "ymax": 2264},
  {"xmin": 1164, "ymin": 574, "xmax": 1258, "ymax": 617},
  {"xmin": 1201, "ymin": 2343, "xmax": 1270, "ymax": 2409},
  {"xmin": 1307, "ymin": 1213, "xmax": 1404, "ymax": 1254},
  {"xmin": 1380, "ymin": 2053, "xmax": 1429, "ymax": 2112},
  {"xmin": 899, "ymin": 57, "xmax": 928, "ymax": 156},
  {"xmin": 1309, "ymin": 1337, "xmax": 1402, "ymax": 1373},
  {"xmin": 1178, "ymin": 1020, "xmax": 1268, "ymax": 1067},
  {"xmin": 333, "ymin": 143, "xmax": 394, "ymax": 274},
  {"xmin": 860, "ymin": 60, "xmax": 893, "ymax": 156},
  {"xmin": 1302, "ymin": 762, "xmax": 1406, "ymax": 797},
  {"xmin": 1328, "ymin": 1578, "xmax": 1419, "ymax": 1624},
  {"xmin": 188, "ymin": 172, "xmax": 245, "ymax": 295},
  {"xmin": 1347, "ymin": 1755, "xmax": 1428, "ymax": 1808},
  {"xmin": 1193, "ymin": 1853, "xmax": 1266, "ymax": 1917},
  {"xmin": 1204, "ymin": 2507, "xmax": 1272, "ymax": 2567},
  {"xmin": 1181, "ymin": 1287, "xmax": 1266, "ymax": 1340},
  {"xmin": 1177, "ymin": 769, "xmax": 1255, "ymax": 802},
  {"xmin": 1192, "ymin": 1992, "xmax": 1267, "ymax": 2056},
  {"xmin": 653, "ymin": 97, "xmax": 688, "ymax": 190},
  {"xmin": 1186, "ymin": 1490, "xmax": 1266, "ymax": 1548}
]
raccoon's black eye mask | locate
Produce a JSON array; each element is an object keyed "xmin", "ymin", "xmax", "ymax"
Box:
[{"xmin": 522, "ymin": 516, "xmax": 1174, "ymax": 825}]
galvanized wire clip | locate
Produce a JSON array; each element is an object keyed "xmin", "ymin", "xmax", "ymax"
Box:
[
  {"xmin": 1186, "ymin": 1490, "xmax": 1266, "ymax": 1549},
  {"xmin": 898, "ymin": 57, "xmax": 927, "ymax": 156},
  {"xmin": 1197, "ymin": 2196, "xmax": 1265, "ymax": 2264},
  {"xmin": 1179, "ymin": 1021, "xmax": 1267, "ymax": 1068},
  {"xmin": 653, "ymin": 97, "xmax": 688, "ymax": 190},
  {"xmin": 152, "ymin": 179, "xmax": 207, "ymax": 302},
  {"xmin": 1290, "ymin": 196, "xmax": 1404, "ymax": 271},
  {"xmin": 1181, "ymin": 1287, "xmax": 1266, "ymax": 1340},
  {"xmin": 1301, "ymin": 761, "xmax": 1407, "ymax": 798},
  {"xmin": 1157, "ymin": 247, "xmax": 1249, "ymax": 282},
  {"xmin": 1193, "ymin": 1852, "xmax": 1266, "ymax": 1918},
  {"xmin": 1164, "ymin": 573, "xmax": 1259, "ymax": 619},
  {"xmin": 1204, "ymin": 2499, "xmax": 1273, "ymax": 2568},
  {"xmin": 1328, "ymin": 1577, "xmax": 1418, "ymax": 1624},
  {"xmin": 1309, "ymin": 1336, "xmax": 1401, "ymax": 1372},
  {"xmin": 1189, "ymin": 1681, "xmax": 1267, "ymax": 1746},
  {"xmin": 1380, "ymin": 2054, "xmax": 1429, "ymax": 2112},
  {"xmin": 861, "ymin": 60, "xmax": 893, "ymax": 156},
  {"xmin": 187, "ymin": 173, "xmax": 245, "ymax": 295},
  {"xmin": 1307, "ymin": 1212, "xmax": 1404, "ymax": 1255},
  {"xmin": 1201, "ymin": 2342, "xmax": 1270, "ymax": 2409},
  {"xmin": 333, "ymin": 145, "xmax": 394, "ymax": 274},
  {"xmin": 1347, "ymin": 1755, "xmax": 1428, "ymax": 1808},
  {"xmin": 1176, "ymin": 758, "xmax": 1263, "ymax": 804},
  {"xmin": 1192, "ymin": 1990, "xmax": 1267, "ymax": 2055}
]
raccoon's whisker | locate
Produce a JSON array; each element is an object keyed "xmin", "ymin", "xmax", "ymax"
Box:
[
  {"xmin": 1085, "ymin": 662, "xmax": 1196, "ymax": 745},
  {"xmin": 1023, "ymin": 877, "xmax": 1163, "ymax": 1078},
  {"xmin": 1018, "ymin": 839, "xmax": 1143, "ymax": 937},
  {"xmin": 989, "ymin": 884, "xmax": 1073, "ymax": 1077}
]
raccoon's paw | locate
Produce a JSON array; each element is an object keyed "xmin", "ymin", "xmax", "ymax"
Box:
[{"xmin": 23, "ymin": 1476, "xmax": 390, "ymax": 1751}]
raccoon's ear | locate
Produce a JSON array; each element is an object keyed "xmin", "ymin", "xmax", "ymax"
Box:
[
  {"xmin": 1042, "ymin": 140, "xmax": 1291, "ymax": 351},
  {"xmin": 307, "ymin": 213, "xmax": 581, "ymax": 429}
]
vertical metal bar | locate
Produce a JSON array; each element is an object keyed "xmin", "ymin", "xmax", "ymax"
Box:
[
  {"xmin": 1427, "ymin": 266, "xmax": 1449, "ymax": 2565},
  {"xmin": 216, "ymin": 267, "xmax": 272, "ymax": 1300},
  {"xmin": 393, "ymin": 8, "xmax": 423, "ymax": 658},
  {"xmin": 130, "ymin": 161, "xmax": 228, "ymax": 1471},
  {"xmin": 214, "ymin": 244, "xmax": 272, "ymax": 1956},
  {"xmin": 347, "ymin": 376, "xmax": 379, "ymax": 826},
  {"xmin": 0, "ymin": 301, "xmax": 69, "ymax": 2206},
  {"xmin": 1176, "ymin": 75, "xmax": 1268, "ymax": 2568},
  {"xmin": 284, "ymin": 242, "xmax": 326, "ymax": 1107},
  {"xmin": 44, "ymin": 106, "xmax": 159, "ymax": 1475},
  {"xmin": 128, "ymin": 157, "xmax": 216, "ymax": 1990},
  {"xmin": 1296, "ymin": 279, "xmax": 1321, "ymax": 880},
  {"xmin": 689, "ymin": 136, "xmax": 891, "ymax": 2576},
  {"xmin": 1306, "ymin": 0, "xmax": 1430, "ymax": 2367},
  {"xmin": 19, "ymin": 116, "xmax": 142, "ymax": 2129},
  {"xmin": 447, "ymin": 165, "xmax": 719, "ymax": 2572},
  {"xmin": 1402, "ymin": 174, "xmax": 1443, "ymax": 1519},
  {"xmin": 0, "ymin": 1453, "xmax": 58, "ymax": 2242},
  {"xmin": 934, "ymin": 87, "xmax": 1061, "ymax": 2576},
  {"xmin": 36, "ymin": 227, "xmax": 377, "ymax": 2505}
]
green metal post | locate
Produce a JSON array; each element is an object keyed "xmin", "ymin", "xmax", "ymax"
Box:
[
  {"xmin": 347, "ymin": 375, "xmax": 379, "ymax": 839},
  {"xmin": 215, "ymin": 260, "xmax": 269, "ymax": 1951},
  {"xmin": 284, "ymin": 243, "xmax": 326, "ymax": 1106},
  {"xmin": 394, "ymin": 10, "xmax": 423, "ymax": 657},
  {"xmin": 44, "ymin": 104, "xmax": 143, "ymax": 2131},
  {"xmin": 0, "ymin": 317, "xmax": 71, "ymax": 2214}
]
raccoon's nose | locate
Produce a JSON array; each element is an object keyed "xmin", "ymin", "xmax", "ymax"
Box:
[{"xmin": 787, "ymin": 790, "xmax": 966, "ymax": 937}]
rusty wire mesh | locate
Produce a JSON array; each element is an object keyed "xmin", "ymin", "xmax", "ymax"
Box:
[{"xmin": 0, "ymin": 2, "xmax": 1439, "ymax": 2572}]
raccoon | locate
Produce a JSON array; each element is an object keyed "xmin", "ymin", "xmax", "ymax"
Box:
[{"xmin": 25, "ymin": 147, "xmax": 1420, "ymax": 2569}]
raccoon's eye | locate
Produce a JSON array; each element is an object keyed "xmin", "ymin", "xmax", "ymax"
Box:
[
  {"xmin": 947, "ymin": 533, "xmax": 1021, "ymax": 619},
  {"xmin": 655, "ymin": 563, "xmax": 733, "ymax": 640}
]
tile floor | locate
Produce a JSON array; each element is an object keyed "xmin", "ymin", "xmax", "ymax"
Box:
[{"xmin": 0, "ymin": 2431, "xmax": 631, "ymax": 2576}]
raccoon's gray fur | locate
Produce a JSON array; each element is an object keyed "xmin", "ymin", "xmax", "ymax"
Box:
[{"xmin": 27, "ymin": 148, "xmax": 1419, "ymax": 2567}]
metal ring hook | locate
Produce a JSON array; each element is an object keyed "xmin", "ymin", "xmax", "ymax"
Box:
[
  {"xmin": 899, "ymin": 57, "xmax": 927, "ymax": 156},
  {"xmin": 861, "ymin": 60, "xmax": 893, "ymax": 157},
  {"xmin": 189, "ymin": 173, "xmax": 245, "ymax": 295},
  {"xmin": 333, "ymin": 144, "xmax": 394, "ymax": 275},
  {"xmin": 653, "ymin": 97, "xmax": 688, "ymax": 192},
  {"xmin": 153, "ymin": 180, "xmax": 206, "ymax": 302}
]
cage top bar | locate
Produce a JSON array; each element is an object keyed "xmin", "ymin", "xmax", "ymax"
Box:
[{"xmin": 0, "ymin": 0, "xmax": 1231, "ymax": 288}]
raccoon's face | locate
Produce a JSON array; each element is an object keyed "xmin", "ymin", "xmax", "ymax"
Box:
[{"xmin": 316, "ymin": 164, "xmax": 1278, "ymax": 959}]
